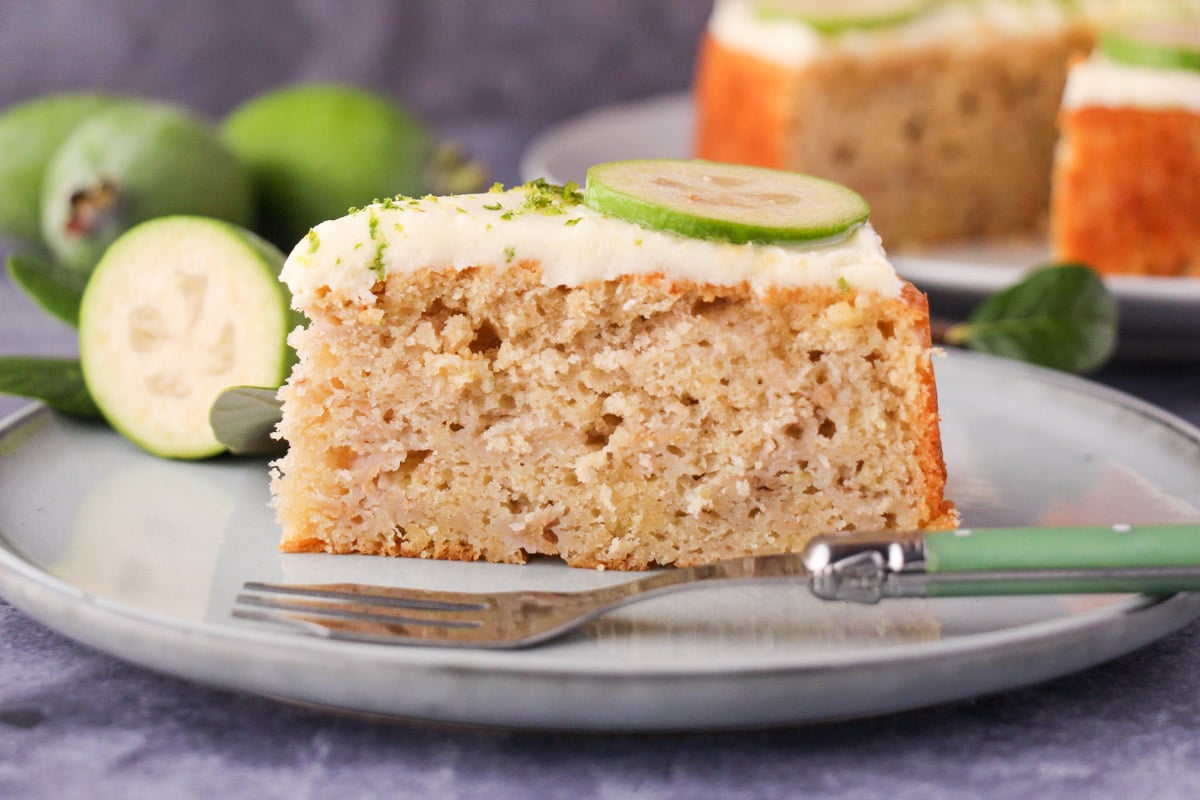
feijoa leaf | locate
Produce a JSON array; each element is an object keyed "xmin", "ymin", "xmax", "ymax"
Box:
[
  {"xmin": 944, "ymin": 264, "xmax": 1117, "ymax": 374},
  {"xmin": 209, "ymin": 386, "xmax": 285, "ymax": 456},
  {"xmin": 6, "ymin": 252, "xmax": 87, "ymax": 326},
  {"xmin": 0, "ymin": 356, "xmax": 102, "ymax": 417}
]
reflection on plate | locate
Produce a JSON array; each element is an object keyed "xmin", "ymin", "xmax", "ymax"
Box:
[
  {"xmin": 521, "ymin": 93, "xmax": 1200, "ymax": 360},
  {"xmin": 2, "ymin": 351, "xmax": 1200, "ymax": 731}
]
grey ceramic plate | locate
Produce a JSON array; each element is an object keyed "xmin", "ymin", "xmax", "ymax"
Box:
[
  {"xmin": 520, "ymin": 93, "xmax": 1200, "ymax": 359},
  {"xmin": 1, "ymin": 350, "xmax": 1199, "ymax": 731}
]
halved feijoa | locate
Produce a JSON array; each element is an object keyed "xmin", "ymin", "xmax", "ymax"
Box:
[
  {"xmin": 583, "ymin": 159, "xmax": 870, "ymax": 244},
  {"xmin": 755, "ymin": 0, "xmax": 933, "ymax": 33},
  {"xmin": 0, "ymin": 92, "xmax": 121, "ymax": 244},
  {"xmin": 1101, "ymin": 22, "xmax": 1200, "ymax": 72},
  {"xmin": 79, "ymin": 216, "xmax": 295, "ymax": 459},
  {"xmin": 42, "ymin": 100, "xmax": 254, "ymax": 275}
]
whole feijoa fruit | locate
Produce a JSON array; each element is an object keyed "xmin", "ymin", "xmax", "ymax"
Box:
[
  {"xmin": 0, "ymin": 92, "xmax": 123, "ymax": 243},
  {"xmin": 222, "ymin": 83, "xmax": 484, "ymax": 249},
  {"xmin": 79, "ymin": 216, "xmax": 296, "ymax": 459},
  {"xmin": 41, "ymin": 100, "xmax": 254, "ymax": 274}
]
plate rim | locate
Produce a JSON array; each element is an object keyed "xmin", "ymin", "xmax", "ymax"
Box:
[
  {"xmin": 3, "ymin": 351, "xmax": 1200, "ymax": 729},
  {"xmin": 0, "ymin": 506, "xmax": 1184, "ymax": 678},
  {"xmin": 5, "ymin": 543, "xmax": 1197, "ymax": 732}
]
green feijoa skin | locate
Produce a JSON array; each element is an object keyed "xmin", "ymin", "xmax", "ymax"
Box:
[
  {"xmin": 0, "ymin": 92, "xmax": 122, "ymax": 244},
  {"xmin": 223, "ymin": 83, "xmax": 488, "ymax": 250},
  {"xmin": 755, "ymin": 0, "xmax": 933, "ymax": 33},
  {"xmin": 78, "ymin": 216, "xmax": 293, "ymax": 460},
  {"xmin": 41, "ymin": 100, "xmax": 254, "ymax": 274},
  {"xmin": 1100, "ymin": 22, "xmax": 1200, "ymax": 72},
  {"xmin": 583, "ymin": 159, "xmax": 870, "ymax": 244}
]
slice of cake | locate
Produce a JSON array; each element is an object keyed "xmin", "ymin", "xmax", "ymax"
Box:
[
  {"xmin": 271, "ymin": 159, "xmax": 956, "ymax": 570},
  {"xmin": 693, "ymin": 0, "xmax": 1162, "ymax": 248},
  {"xmin": 1051, "ymin": 22, "xmax": 1200, "ymax": 277}
]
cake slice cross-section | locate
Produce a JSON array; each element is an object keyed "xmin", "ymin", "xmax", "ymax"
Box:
[{"xmin": 271, "ymin": 160, "xmax": 956, "ymax": 570}]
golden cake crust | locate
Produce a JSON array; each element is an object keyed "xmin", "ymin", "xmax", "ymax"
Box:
[
  {"xmin": 1052, "ymin": 106, "xmax": 1200, "ymax": 277},
  {"xmin": 693, "ymin": 32, "xmax": 795, "ymax": 170}
]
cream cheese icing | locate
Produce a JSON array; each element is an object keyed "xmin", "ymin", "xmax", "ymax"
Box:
[
  {"xmin": 1061, "ymin": 53, "xmax": 1200, "ymax": 112},
  {"xmin": 708, "ymin": 0, "xmax": 1082, "ymax": 66},
  {"xmin": 281, "ymin": 182, "xmax": 901, "ymax": 306}
]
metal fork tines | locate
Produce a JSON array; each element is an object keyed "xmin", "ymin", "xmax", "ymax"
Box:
[
  {"xmin": 234, "ymin": 579, "xmax": 667, "ymax": 649},
  {"xmin": 233, "ymin": 558, "xmax": 805, "ymax": 649},
  {"xmin": 235, "ymin": 581, "xmax": 538, "ymax": 648}
]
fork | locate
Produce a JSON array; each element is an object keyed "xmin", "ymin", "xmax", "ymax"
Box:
[{"xmin": 233, "ymin": 523, "xmax": 1200, "ymax": 649}]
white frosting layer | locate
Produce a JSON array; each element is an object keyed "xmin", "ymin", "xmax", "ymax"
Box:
[
  {"xmin": 708, "ymin": 0, "xmax": 1082, "ymax": 67},
  {"xmin": 1062, "ymin": 54, "xmax": 1200, "ymax": 112},
  {"xmin": 281, "ymin": 186, "xmax": 901, "ymax": 307}
]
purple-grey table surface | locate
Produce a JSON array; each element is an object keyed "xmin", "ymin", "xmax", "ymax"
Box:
[{"xmin": 3, "ymin": 2, "xmax": 1200, "ymax": 798}]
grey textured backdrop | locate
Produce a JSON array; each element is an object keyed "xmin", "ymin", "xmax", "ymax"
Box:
[
  {"xmin": 0, "ymin": 0, "xmax": 711, "ymax": 183},
  {"xmin": 7, "ymin": 5, "xmax": 1200, "ymax": 800}
]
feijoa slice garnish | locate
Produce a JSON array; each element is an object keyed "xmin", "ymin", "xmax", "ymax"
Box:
[
  {"xmin": 583, "ymin": 159, "xmax": 870, "ymax": 245},
  {"xmin": 755, "ymin": 0, "xmax": 934, "ymax": 33},
  {"xmin": 1100, "ymin": 22, "xmax": 1200, "ymax": 73}
]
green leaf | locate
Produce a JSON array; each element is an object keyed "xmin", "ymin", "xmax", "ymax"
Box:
[
  {"xmin": 6, "ymin": 251, "xmax": 87, "ymax": 327},
  {"xmin": 0, "ymin": 356, "xmax": 102, "ymax": 417},
  {"xmin": 944, "ymin": 264, "xmax": 1117, "ymax": 374},
  {"xmin": 209, "ymin": 386, "xmax": 285, "ymax": 456}
]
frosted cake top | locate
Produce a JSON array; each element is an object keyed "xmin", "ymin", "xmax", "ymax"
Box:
[{"xmin": 281, "ymin": 180, "xmax": 901, "ymax": 305}]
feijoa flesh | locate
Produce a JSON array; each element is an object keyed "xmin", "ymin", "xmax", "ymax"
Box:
[{"xmin": 79, "ymin": 216, "xmax": 294, "ymax": 459}]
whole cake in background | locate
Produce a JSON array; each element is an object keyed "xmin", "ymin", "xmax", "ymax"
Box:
[
  {"xmin": 693, "ymin": 0, "xmax": 1178, "ymax": 249},
  {"xmin": 1052, "ymin": 22, "xmax": 1200, "ymax": 277},
  {"xmin": 270, "ymin": 159, "xmax": 956, "ymax": 570}
]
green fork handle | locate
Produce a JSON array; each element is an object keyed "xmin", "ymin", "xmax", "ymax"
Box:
[
  {"xmin": 922, "ymin": 523, "xmax": 1200, "ymax": 597},
  {"xmin": 926, "ymin": 524, "xmax": 1200, "ymax": 570},
  {"xmin": 801, "ymin": 524, "xmax": 1200, "ymax": 600}
]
